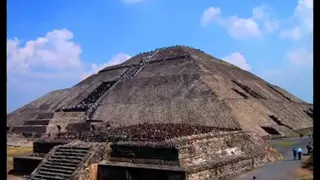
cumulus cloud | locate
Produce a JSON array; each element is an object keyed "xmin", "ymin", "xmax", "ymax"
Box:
[
  {"xmin": 286, "ymin": 48, "xmax": 313, "ymax": 66},
  {"xmin": 223, "ymin": 52, "xmax": 251, "ymax": 71},
  {"xmin": 7, "ymin": 29, "xmax": 131, "ymax": 81},
  {"xmin": 7, "ymin": 29, "xmax": 83, "ymax": 78},
  {"xmin": 200, "ymin": 7, "xmax": 221, "ymax": 27},
  {"xmin": 7, "ymin": 29, "xmax": 131, "ymax": 112},
  {"xmin": 258, "ymin": 0, "xmax": 313, "ymax": 103},
  {"xmin": 280, "ymin": 0, "xmax": 313, "ymax": 40},
  {"xmin": 122, "ymin": 0, "xmax": 147, "ymax": 4},
  {"xmin": 200, "ymin": 5, "xmax": 279, "ymax": 39}
]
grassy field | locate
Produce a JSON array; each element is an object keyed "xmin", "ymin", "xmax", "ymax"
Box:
[
  {"xmin": 270, "ymin": 140, "xmax": 295, "ymax": 147},
  {"xmin": 7, "ymin": 146, "xmax": 33, "ymax": 173}
]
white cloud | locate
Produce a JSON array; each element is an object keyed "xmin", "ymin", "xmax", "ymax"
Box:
[
  {"xmin": 258, "ymin": 0, "xmax": 313, "ymax": 103},
  {"xmin": 201, "ymin": 5, "xmax": 278, "ymax": 39},
  {"xmin": 280, "ymin": 26, "xmax": 303, "ymax": 40},
  {"xmin": 7, "ymin": 29, "xmax": 132, "ymax": 112},
  {"xmin": 200, "ymin": 7, "xmax": 221, "ymax": 27},
  {"xmin": 223, "ymin": 52, "xmax": 251, "ymax": 71},
  {"xmin": 224, "ymin": 16, "xmax": 261, "ymax": 39},
  {"xmin": 7, "ymin": 29, "xmax": 131, "ymax": 81},
  {"xmin": 280, "ymin": 0, "xmax": 313, "ymax": 40},
  {"xmin": 252, "ymin": 6, "xmax": 279, "ymax": 33},
  {"xmin": 286, "ymin": 48, "xmax": 313, "ymax": 66},
  {"xmin": 122, "ymin": 0, "xmax": 147, "ymax": 4},
  {"xmin": 7, "ymin": 29, "xmax": 83, "ymax": 76}
]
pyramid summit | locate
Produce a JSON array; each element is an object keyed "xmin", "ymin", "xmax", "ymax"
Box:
[{"xmin": 7, "ymin": 45, "xmax": 313, "ymax": 137}]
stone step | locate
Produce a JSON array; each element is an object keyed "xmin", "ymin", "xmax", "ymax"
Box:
[
  {"xmin": 39, "ymin": 166, "xmax": 74, "ymax": 174},
  {"xmin": 59, "ymin": 146, "xmax": 90, "ymax": 151},
  {"xmin": 24, "ymin": 119, "xmax": 50, "ymax": 125},
  {"xmin": 33, "ymin": 174, "xmax": 65, "ymax": 180},
  {"xmin": 50, "ymin": 155, "xmax": 84, "ymax": 161},
  {"xmin": 44, "ymin": 161, "xmax": 79, "ymax": 167},
  {"xmin": 56, "ymin": 148, "xmax": 89, "ymax": 153},
  {"xmin": 11, "ymin": 125, "xmax": 47, "ymax": 133},
  {"xmin": 48, "ymin": 158, "xmax": 82, "ymax": 164},
  {"xmin": 37, "ymin": 170, "xmax": 71, "ymax": 178},
  {"xmin": 42, "ymin": 164, "xmax": 77, "ymax": 171},
  {"xmin": 54, "ymin": 151, "xmax": 88, "ymax": 157}
]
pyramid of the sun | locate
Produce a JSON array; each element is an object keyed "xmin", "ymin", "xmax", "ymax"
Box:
[{"xmin": 7, "ymin": 46, "xmax": 313, "ymax": 137}]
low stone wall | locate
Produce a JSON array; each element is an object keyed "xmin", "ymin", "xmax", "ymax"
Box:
[
  {"xmin": 24, "ymin": 120, "xmax": 50, "ymax": 125},
  {"xmin": 187, "ymin": 157, "xmax": 252, "ymax": 180},
  {"xmin": 172, "ymin": 131, "xmax": 281, "ymax": 179},
  {"xmin": 33, "ymin": 140, "xmax": 69, "ymax": 153},
  {"xmin": 110, "ymin": 144, "xmax": 179, "ymax": 161},
  {"xmin": 11, "ymin": 125, "xmax": 47, "ymax": 134},
  {"xmin": 66, "ymin": 123, "xmax": 91, "ymax": 133},
  {"xmin": 35, "ymin": 112, "xmax": 54, "ymax": 119},
  {"xmin": 173, "ymin": 131, "xmax": 280, "ymax": 167},
  {"xmin": 46, "ymin": 112, "xmax": 86, "ymax": 133},
  {"xmin": 13, "ymin": 156, "xmax": 43, "ymax": 175},
  {"xmin": 97, "ymin": 163, "xmax": 186, "ymax": 180}
]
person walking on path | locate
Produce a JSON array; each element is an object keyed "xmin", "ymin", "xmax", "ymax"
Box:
[
  {"xmin": 307, "ymin": 142, "xmax": 313, "ymax": 155},
  {"xmin": 292, "ymin": 146, "xmax": 298, "ymax": 160},
  {"xmin": 300, "ymin": 133, "xmax": 304, "ymax": 138},
  {"xmin": 297, "ymin": 146, "xmax": 302, "ymax": 160}
]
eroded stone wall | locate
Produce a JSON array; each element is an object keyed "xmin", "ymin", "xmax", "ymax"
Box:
[{"xmin": 170, "ymin": 131, "xmax": 281, "ymax": 179}]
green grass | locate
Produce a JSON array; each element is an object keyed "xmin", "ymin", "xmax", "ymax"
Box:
[{"xmin": 270, "ymin": 140, "xmax": 295, "ymax": 147}]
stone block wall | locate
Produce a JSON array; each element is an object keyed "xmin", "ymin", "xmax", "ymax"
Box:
[
  {"xmin": 170, "ymin": 131, "xmax": 281, "ymax": 179},
  {"xmin": 97, "ymin": 165, "xmax": 186, "ymax": 180},
  {"xmin": 33, "ymin": 140, "xmax": 68, "ymax": 153},
  {"xmin": 46, "ymin": 111, "xmax": 86, "ymax": 134},
  {"xmin": 13, "ymin": 156, "xmax": 43, "ymax": 175},
  {"xmin": 11, "ymin": 125, "xmax": 47, "ymax": 134},
  {"xmin": 187, "ymin": 157, "xmax": 252, "ymax": 180}
]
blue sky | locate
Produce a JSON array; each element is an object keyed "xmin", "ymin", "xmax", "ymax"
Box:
[{"xmin": 7, "ymin": 0, "xmax": 313, "ymax": 113}]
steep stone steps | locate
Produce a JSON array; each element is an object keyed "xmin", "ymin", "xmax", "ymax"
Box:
[{"xmin": 29, "ymin": 146, "xmax": 90, "ymax": 180}]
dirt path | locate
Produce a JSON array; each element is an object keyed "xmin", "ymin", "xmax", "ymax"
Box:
[{"xmin": 230, "ymin": 137, "xmax": 313, "ymax": 180}]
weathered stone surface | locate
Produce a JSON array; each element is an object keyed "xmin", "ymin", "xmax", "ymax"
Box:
[
  {"xmin": 94, "ymin": 130, "xmax": 281, "ymax": 180},
  {"xmin": 7, "ymin": 45, "xmax": 313, "ymax": 137},
  {"xmin": 29, "ymin": 141, "xmax": 110, "ymax": 180}
]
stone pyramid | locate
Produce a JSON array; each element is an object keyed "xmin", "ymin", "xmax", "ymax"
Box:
[{"xmin": 7, "ymin": 45, "xmax": 313, "ymax": 137}]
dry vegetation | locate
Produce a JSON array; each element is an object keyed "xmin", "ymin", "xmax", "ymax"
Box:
[
  {"xmin": 295, "ymin": 155, "xmax": 313, "ymax": 180},
  {"xmin": 7, "ymin": 146, "xmax": 33, "ymax": 173}
]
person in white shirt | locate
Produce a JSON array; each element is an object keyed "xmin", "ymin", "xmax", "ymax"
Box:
[{"xmin": 297, "ymin": 146, "xmax": 302, "ymax": 160}]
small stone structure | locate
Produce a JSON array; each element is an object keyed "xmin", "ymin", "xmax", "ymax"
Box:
[
  {"xmin": 10, "ymin": 124, "xmax": 281, "ymax": 180},
  {"xmin": 29, "ymin": 141, "xmax": 110, "ymax": 180},
  {"xmin": 10, "ymin": 139, "xmax": 70, "ymax": 176},
  {"xmin": 96, "ymin": 126, "xmax": 281, "ymax": 180}
]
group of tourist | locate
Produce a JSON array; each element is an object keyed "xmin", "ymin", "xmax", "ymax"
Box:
[
  {"xmin": 59, "ymin": 82, "xmax": 111, "ymax": 112},
  {"xmin": 292, "ymin": 142, "xmax": 313, "ymax": 160}
]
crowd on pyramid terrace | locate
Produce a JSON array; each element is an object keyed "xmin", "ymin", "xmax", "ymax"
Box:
[
  {"xmin": 57, "ymin": 82, "xmax": 112, "ymax": 112},
  {"xmin": 55, "ymin": 123, "xmax": 241, "ymax": 142}
]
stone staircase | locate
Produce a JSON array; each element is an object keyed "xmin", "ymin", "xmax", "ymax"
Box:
[{"xmin": 29, "ymin": 146, "xmax": 91, "ymax": 180}]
